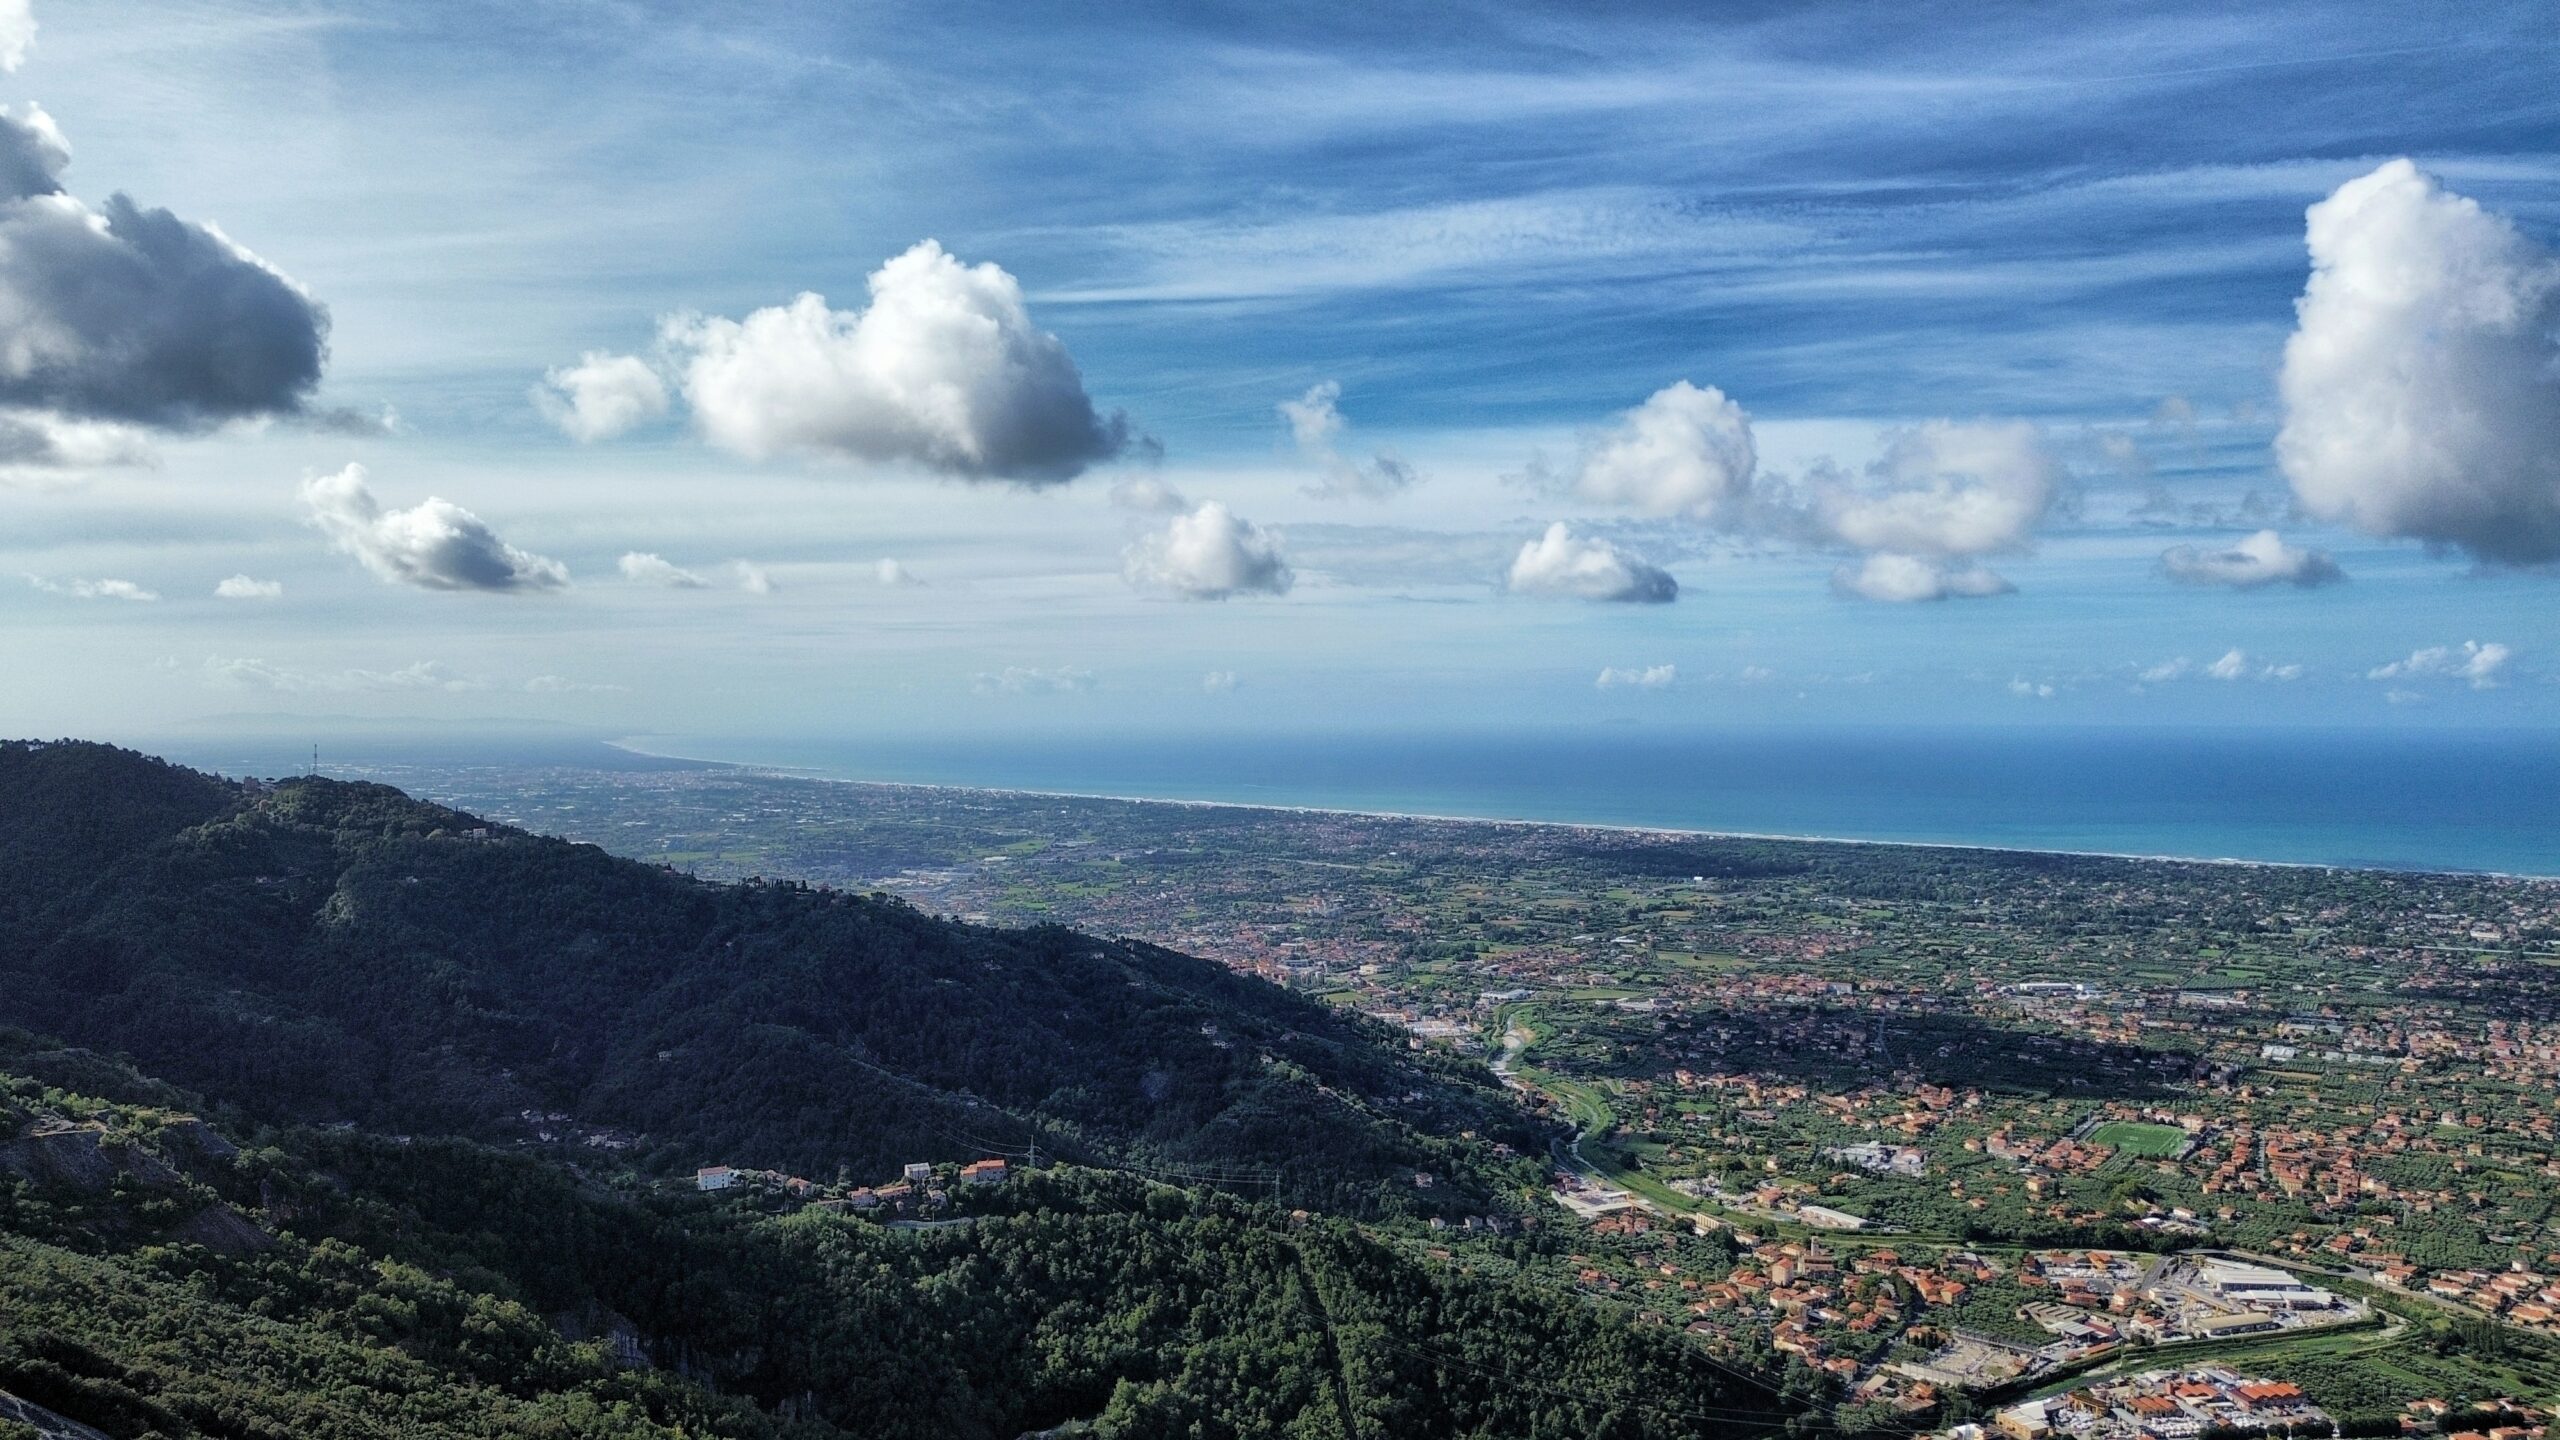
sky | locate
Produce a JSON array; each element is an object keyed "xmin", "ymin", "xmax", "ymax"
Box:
[{"xmin": 0, "ymin": 0, "xmax": 2553, "ymax": 744}]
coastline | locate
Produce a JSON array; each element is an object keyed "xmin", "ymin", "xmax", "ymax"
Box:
[{"xmin": 603, "ymin": 736, "xmax": 2556, "ymax": 882}]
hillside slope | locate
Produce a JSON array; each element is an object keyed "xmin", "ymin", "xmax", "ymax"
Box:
[
  {"xmin": 0, "ymin": 1038, "xmax": 1790, "ymax": 1440},
  {"xmin": 0, "ymin": 740, "xmax": 1536, "ymax": 1212}
]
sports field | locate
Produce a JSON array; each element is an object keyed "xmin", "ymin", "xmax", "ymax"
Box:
[{"xmin": 2091, "ymin": 1121, "xmax": 2187, "ymax": 1156}]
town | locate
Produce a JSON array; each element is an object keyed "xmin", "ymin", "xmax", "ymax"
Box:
[{"xmin": 377, "ymin": 759, "xmax": 2560, "ymax": 1431}]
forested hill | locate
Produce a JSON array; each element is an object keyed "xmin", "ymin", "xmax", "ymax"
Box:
[
  {"xmin": 0, "ymin": 1039, "xmax": 1792, "ymax": 1440},
  {"xmin": 0, "ymin": 740, "xmax": 1541, "ymax": 1211}
]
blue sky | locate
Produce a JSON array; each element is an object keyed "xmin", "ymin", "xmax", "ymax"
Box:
[{"xmin": 0, "ymin": 0, "xmax": 2552, "ymax": 742}]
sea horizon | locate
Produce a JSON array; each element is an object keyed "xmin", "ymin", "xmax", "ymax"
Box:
[{"xmin": 600, "ymin": 725, "xmax": 2560, "ymax": 880}]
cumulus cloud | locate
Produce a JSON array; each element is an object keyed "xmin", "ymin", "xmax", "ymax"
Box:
[
  {"xmin": 618, "ymin": 551, "xmax": 707, "ymax": 588},
  {"xmin": 534, "ymin": 351, "xmax": 667, "ymax": 442},
  {"xmin": 2142, "ymin": 651, "xmax": 2300, "ymax": 683},
  {"xmin": 1828, "ymin": 552, "xmax": 2013, "ymax": 603},
  {"xmin": 27, "ymin": 574, "xmax": 154, "ymax": 601},
  {"xmin": 1596, "ymin": 664, "xmax": 1676, "ymax": 690},
  {"xmin": 1569, "ymin": 381, "xmax": 1756, "ymax": 523},
  {"xmin": 1817, "ymin": 420, "xmax": 2060, "ymax": 559},
  {"xmin": 2161, "ymin": 530, "xmax": 2344, "ymax": 590},
  {"xmin": 734, "ymin": 562, "xmax": 775, "ymax": 594},
  {"xmin": 649, "ymin": 240, "xmax": 1127, "ymax": 481},
  {"xmin": 1201, "ymin": 669, "xmax": 1239, "ymax": 693},
  {"xmin": 2369, "ymin": 640, "xmax": 2511, "ymax": 689},
  {"xmin": 1124, "ymin": 500, "xmax": 1292, "ymax": 599},
  {"xmin": 2007, "ymin": 678, "xmax": 2055, "ymax": 699},
  {"xmin": 1279, "ymin": 380, "xmax": 1416, "ymax": 499},
  {"xmin": 0, "ymin": 2, "xmax": 30, "ymax": 73},
  {"xmin": 874, "ymin": 558, "xmax": 923, "ymax": 586},
  {"xmin": 973, "ymin": 666, "xmax": 1094, "ymax": 695},
  {"xmin": 1506, "ymin": 522, "xmax": 1676, "ymax": 603},
  {"xmin": 2276, "ymin": 160, "xmax": 2560, "ymax": 565},
  {"xmin": 302, "ymin": 463, "xmax": 567, "ymax": 593},
  {"xmin": 1109, "ymin": 476, "xmax": 1190, "ymax": 513},
  {"xmin": 0, "ymin": 105, "xmax": 329, "ymax": 431},
  {"xmin": 213, "ymin": 574, "xmax": 281, "ymax": 600}
]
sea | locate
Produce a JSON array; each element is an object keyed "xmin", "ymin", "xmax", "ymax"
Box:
[{"xmin": 610, "ymin": 726, "xmax": 2560, "ymax": 878}]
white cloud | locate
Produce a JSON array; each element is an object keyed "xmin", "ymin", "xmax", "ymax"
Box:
[
  {"xmin": 1817, "ymin": 420, "xmax": 2061, "ymax": 559},
  {"xmin": 973, "ymin": 666, "xmax": 1094, "ymax": 694},
  {"xmin": 213, "ymin": 574, "xmax": 282, "ymax": 600},
  {"xmin": 2160, "ymin": 530, "xmax": 2344, "ymax": 589},
  {"xmin": 1737, "ymin": 664, "xmax": 1775, "ymax": 684},
  {"xmin": 2369, "ymin": 640, "xmax": 2512, "ymax": 689},
  {"xmin": 1278, "ymin": 380, "xmax": 1417, "ymax": 499},
  {"xmin": 618, "ymin": 551, "xmax": 708, "ymax": 588},
  {"xmin": 0, "ymin": 1, "xmax": 31, "ymax": 73},
  {"xmin": 204, "ymin": 657, "xmax": 494, "ymax": 693},
  {"xmin": 653, "ymin": 240, "xmax": 1127, "ymax": 481},
  {"xmin": 2276, "ymin": 160, "xmax": 2560, "ymax": 565},
  {"xmin": 1506, "ymin": 522, "xmax": 1676, "ymax": 603},
  {"xmin": 302, "ymin": 463, "xmax": 568, "ymax": 593},
  {"xmin": 734, "ymin": 561, "xmax": 775, "ymax": 594},
  {"xmin": 1202, "ymin": 669, "xmax": 1239, "ymax": 693},
  {"xmin": 28, "ymin": 574, "xmax": 155, "ymax": 601},
  {"xmin": 2201, "ymin": 648, "xmax": 2304, "ymax": 682},
  {"xmin": 1569, "ymin": 381, "xmax": 1756, "ymax": 523},
  {"xmin": 533, "ymin": 351, "xmax": 668, "ymax": 442},
  {"xmin": 2139, "ymin": 657, "xmax": 2193, "ymax": 683},
  {"xmin": 1109, "ymin": 476, "xmax": 1190, "ymax": 513},
  {"xmin": 1124, "ymin": 500, "xmax": 1292, "ymax": 599},
  {"xmin": 1827, "ymin": 552, "xmax": 2013, "ymax": 603},
  {"xmin": 2007, "ymin": 678, "xmax": 2054, "ymax": 699},
  {"xmin": 1596, "ymin": 663, "xmax": 1676, "ymax": 690},
  {"xmin": 875, "ymin": 558, "xmax": 923, "ymax": 586}
]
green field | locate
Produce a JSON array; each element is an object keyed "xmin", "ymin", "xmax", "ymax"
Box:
[{"xmin": 2090, "ymin": 1121, "xmax": 2187, "ymax": 1156}]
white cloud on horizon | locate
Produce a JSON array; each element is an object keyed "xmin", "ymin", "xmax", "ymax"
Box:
[
  {"xmin": 618, "ymin": 551, "xmax": 708, "ymax": 588},
  {"xmin": 1828, "ymin": 552, "xmax": 2012, "ymax": 603},
  {"xmin": 973, "ymin": 665, "xmax": 1094, "ymax": 694},
  {"xmin": 213, "ymin": 574, "xmax": 282, "ymax": 600},
  {"xmin": 2369, "ymin": 640, "xmax": 2511, "ymax": 689},
  {"xmin": 28, "ymin": 574, "xmax": 155, "ymax": 601},
  {"xmin": 1506, "ymin": 522, "xmax": 1676, "ymax": 603},
  {"xmin": 2161, "ymin": 530, "xmax": 2343, "ymax": 590},
  {"xmin": 1596, "ymin": 663, "xmax": 1676, "ymax": 690}
]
